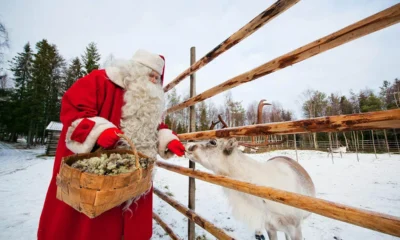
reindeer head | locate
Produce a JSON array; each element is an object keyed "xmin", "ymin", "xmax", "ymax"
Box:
[{"xmin": 185, "ymin": 138, "xmax": 238, "ymax": 174}]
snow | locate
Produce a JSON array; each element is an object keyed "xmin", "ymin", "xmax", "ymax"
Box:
[{"xmin": 0, "ymin": 142, "xmax": 399, "ymax": 240}]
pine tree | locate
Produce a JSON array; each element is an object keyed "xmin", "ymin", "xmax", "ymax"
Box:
[
  {"xmin": 10, "ymin": 43, "xmax": 33, "ymax": 101},
  {"xmin": 82, "ymin": 42, "xmax": 101, "ymax": 74},
  {"xmin": 164, "ymin": 115, "xmax": 172, "ymax": 130},
  {"xmin": 339, "ymin": 96, "xmax": 353, "ymax": 114},
  {"xmin": 280, "ymin": 110, "xmax": 293, "ymax": 121},
  {"xmin": 176, "ymin": 122, "xmax": 185, "ymax": 134},
  {"xmin": 166, "ymin": 88, "xmax": 181, "ymax": 130},
  {"xmin": 63, "ymin": 57, "xmax": 83, "ymax": 92},
  {"xmin": 359, "ymin": 91, "xmax": 383, "ymax": 113},
  {"xmin": 0, "ymin": 88, "xmax": 15, "ymax": 140},
  {"xmin": 8, "ymin": 43, "xmax": 33, "ymax": 138},
  {"xmin": 230, "ymin": 101, "xmax": 245, "ymax": 126},
  {"xmin": 198, "ymin": 101, "xmax": 208, "ymax": 131},
  {"xmin": 29, "ymin": 39, "xmax": 65, "ymax": 145},
  {"xmin": 380, "ymin": 79, "xmax": 400, "ymax": 110}
]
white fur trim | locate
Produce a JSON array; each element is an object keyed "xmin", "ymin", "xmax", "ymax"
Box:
[
  {"xmin": 65, "ymin": 117, "xmax": 117, "ymax": 153},
  {"xmin": 158, "ymin": 129, "xmax": 179, "ymax": 159},
  {"xmin": 132, "ymin": 49, "xmax": 164, "ymax": 75},
  {"xmin": 105, "ymin": 66, "xmax": 125, "ymax": 89}
]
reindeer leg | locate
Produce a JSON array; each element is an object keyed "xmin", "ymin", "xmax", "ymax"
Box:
[
  {"xmin": 266, "ymin": 230, "xmax": 277, "ymax": 240},
  {"xmin": 287, "ymin": 226, "xmax": 302, "ymax": 240},
  {"xmin": 255, "ymin": 230, "xmax": 265, "ymax": 240}
]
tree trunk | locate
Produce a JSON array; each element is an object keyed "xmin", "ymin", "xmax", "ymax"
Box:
[
  {"xmin": 350, "ymin": 131, "xmax": 355, "ymax": 151},
  {"xmin": 383, "ymin": 129, "xmax": 391, "ymax": 156},
  {"xmin": 353, "ymin": 131, "xmax": 360, "ymax": 162},
  {"xmin": 313, "ymin": 132, "xmax": 318, "ymax": 149},
  {"xmin": 371, "ymin": 130, "xmax": 377, "ymax": 159},
  {"xmin": 360, "ymin": 131, "xmax": 364, "ymax": 150},
  {"xmin": 27, "ymin": 120, "xmax": 33, "ymax": 149},
  {"xmin": 328, "ymin": 132, "xmax": 334, "ymax": 164},
  {"xmin": 343, "ymin": 132, "xmax": 349, "ymax": 149}
]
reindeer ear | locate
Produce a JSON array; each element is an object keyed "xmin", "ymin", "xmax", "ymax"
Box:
[{"xmin": 223, "ymin": 138, "xmax": 238, "ymax": 155}]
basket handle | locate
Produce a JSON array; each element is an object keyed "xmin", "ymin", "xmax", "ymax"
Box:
[{"xmin": 117, "ymin": 134, "xmax": 140, "ymax": 169}]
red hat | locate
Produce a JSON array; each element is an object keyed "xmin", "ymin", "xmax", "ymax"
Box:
[{"xmin": 131, "ymin": 49, "xmax": 165, "ymax": 86}]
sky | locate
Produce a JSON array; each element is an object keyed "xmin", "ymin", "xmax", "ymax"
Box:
[{"xmin": 1, "ymin": 0, "xmax": 399, "ymax": 118}]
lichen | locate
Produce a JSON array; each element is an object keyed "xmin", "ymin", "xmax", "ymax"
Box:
[{"xmin": 71, "ymin": 153, "xmax": 150, "ymax": 175}]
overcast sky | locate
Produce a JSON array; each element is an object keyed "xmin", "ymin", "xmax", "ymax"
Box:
[{"xmin": 1, "ymin": 0, "xmax": 399, "ymax": 118}]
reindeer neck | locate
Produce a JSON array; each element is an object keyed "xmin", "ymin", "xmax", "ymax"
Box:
[{"xmin": 222, "ymin": 150, "xmax": 260, "ymax": 179}]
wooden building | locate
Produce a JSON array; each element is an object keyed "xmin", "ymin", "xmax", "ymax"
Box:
[{"xmin": 45, "ymin": 121, "xmax": 63, "ymax": 156}]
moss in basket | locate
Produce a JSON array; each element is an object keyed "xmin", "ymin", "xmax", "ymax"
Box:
[{"xmin": 71, "ymin": 153, "xmax": 149, "ymax": 175}]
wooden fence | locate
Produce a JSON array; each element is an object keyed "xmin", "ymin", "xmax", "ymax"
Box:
[{"xmin": 153, "ymin": 1, "xmax": 400, "ymax": 239}]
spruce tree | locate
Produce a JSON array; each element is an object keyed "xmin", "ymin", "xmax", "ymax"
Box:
[
  {"xmin": 339, "ymin": 96, "xmax": 353, "ymax": 114},
  {"xmin": 8, "ymin": 43, "xmax": 33, "ymax": 139},
  {"xmin": 10, "ymin": 43, "xmax": 33, "ymax": 101},
  {"xmin": 29, "ymin": 39, "xmax": 65, "ymax": 145},
  {"xmin": 198, "ymin": 102, "xmax": 208, "ymax": 131},
  {"xmin": 63, "ymin": 57, "xmax": 83, "ymax": 92},
  {"xmin": 82, "ymin": 42, "xmax": 101, "ymax": 74}
]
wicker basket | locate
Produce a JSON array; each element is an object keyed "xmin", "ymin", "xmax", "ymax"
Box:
[{"xmin": 56, "ymin": 134, "xmax": 154, "ymax": 218}]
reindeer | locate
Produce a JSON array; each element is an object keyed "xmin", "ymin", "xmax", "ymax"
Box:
[{"xmin": 185, "ymin": 138, "xmax": 316, "ymax": 240}]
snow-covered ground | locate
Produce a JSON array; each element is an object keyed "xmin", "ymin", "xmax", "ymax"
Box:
[{"xmin": 0, "ymin": 141, "xmax": 399, "ymax": 239}]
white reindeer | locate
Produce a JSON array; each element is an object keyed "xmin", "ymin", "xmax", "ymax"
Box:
[{"xmin": 185, "ymin": 138, "xmax": 316, "ymax": 240}]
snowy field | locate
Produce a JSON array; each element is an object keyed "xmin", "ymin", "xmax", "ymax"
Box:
[{"xmin": 0, "ymin": 141, "xmax": 399, "ymax": 240}]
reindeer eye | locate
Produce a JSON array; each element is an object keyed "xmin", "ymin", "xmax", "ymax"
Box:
[{"xmin": 209, "ymin": 140, "xmax": 217, "ymax": 146}]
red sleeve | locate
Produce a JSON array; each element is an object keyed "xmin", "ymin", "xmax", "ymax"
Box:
[
  {"xmin": 60, "ymin": 71, "xmax": 117, "ymax": 153},
  {"xmin": 70, "ymin": 118, "xmax": 96, "ymax": 143},
  {"xmin": 60, "ymin": 72, "xmax": 99, "ymax": 126}
]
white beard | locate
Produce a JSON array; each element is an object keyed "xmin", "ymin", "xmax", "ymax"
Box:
[
  {"xmin": 120, "ymin": 73, "xmax": 165, "ymax": 159},
  {"xmin": 109, "ymin": 61, "xmax": 165, "ymax": 211}
]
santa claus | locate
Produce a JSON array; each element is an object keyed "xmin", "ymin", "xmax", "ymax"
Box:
[{"xmin": 38, "ymin": 49, "xmax": 185, "ymax": 240}]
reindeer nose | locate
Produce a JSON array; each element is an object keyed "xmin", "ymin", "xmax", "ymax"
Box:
[{"xmin": 188, "ymin": 144, "xmax": 198, "ymax": 152}]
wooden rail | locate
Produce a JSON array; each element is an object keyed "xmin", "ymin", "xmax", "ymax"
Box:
[
  {"xmin": 167, "ymin": 4, "xmax": 400, "ymax": 113},
  {"xmin": 163, "ymin": 0, "xmax": 300, "ymax": 92},
  {"xmin": 156, "ymin": 161, "xmax": 400, "ymax": 238},
  {"xmin": 178, "ymin": 109, "xmax": 400, "ymax": 141},
  {"xmin": 152, "ymin": 212, "xmax": 181, "ymax": 240},
  {"xmin": 153, "ymin": 187, "xmax": 235, "ymax": 240}
]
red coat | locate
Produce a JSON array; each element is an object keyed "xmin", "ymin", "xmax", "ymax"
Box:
[{"xmin": 38, "ymin": 69, "xmax": 176, "ymax": 240}]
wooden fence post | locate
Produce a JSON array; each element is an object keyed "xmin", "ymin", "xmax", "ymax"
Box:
[
  {"xmin": 156, "ymin": 161, "xmax": 400, "ymax": 238},
  {"xmin": 383, "ymin": 129, "xmax": 391, "ymax": 156},
  {"xmin": 353, "ymin": 131, "xmax": 360, "ymax": 162},
  {"xmin": 394, "ymin": 129, "xmax": 400, "ymax": 154},
  {"xmin": 294, "ymin": 134, "xmax": 299, "ymax": 162},
  {"xmin": 328, "ymin": 132, "xmax": 334, "ymax": 164},
  {"xmin": 372, "ymin": 130, "xmax": 378, "ymax": 159},
  {"xmin": 188, "ymin": 46, "xmax": 196, "ymax": 240}
]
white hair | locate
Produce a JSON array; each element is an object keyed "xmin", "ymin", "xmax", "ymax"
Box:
[{"xmin": 111, "ymin": 60, "xmax": 165, "ymax": 211}]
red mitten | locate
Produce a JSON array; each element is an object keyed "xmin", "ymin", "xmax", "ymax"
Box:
[
  {"xmin": 97, "ymin": 128, "xmax": 123, "ymax": 149},
  {"xmin": 167, "ymin": 139, "xmax": 185, "ymax": 157}
]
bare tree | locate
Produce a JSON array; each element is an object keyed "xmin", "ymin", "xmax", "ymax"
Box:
[
  {"xmin": 300, "ymin": 89, "xmax": 328, "ymax": 149},
  {"xmin": 0, "ymin": 21, "xmax": 10, "ymax": 71},
  {"xmin": 246, "ymin": 101, "xmax": 258, "ymax": 125},
  {"xmin": 207, "ymin": 100, "xmax": 219, "ymax": 126},
  {"xmin": 0, "ymin": 73, "xmax": 8, "ymax": 89},
  {"xmin": 101, "ymin": 53, "xmax": 115, "ymax": 68}
]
